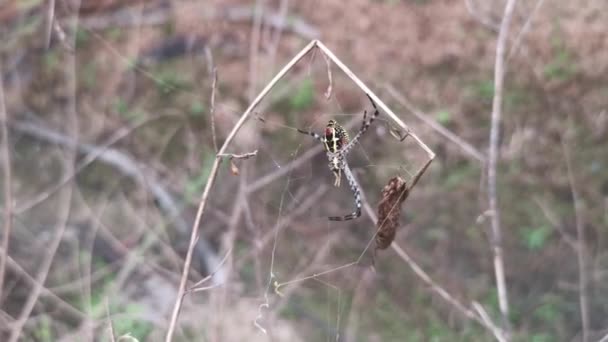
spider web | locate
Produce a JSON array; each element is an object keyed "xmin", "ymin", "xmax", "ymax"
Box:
[{"xmin": 213, "ymin": 50, "xmax": 431, "ymax": 341}]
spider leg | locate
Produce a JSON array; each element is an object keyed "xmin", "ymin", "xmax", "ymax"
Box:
[
  {"xmin": 339, "ymin": 93, "xmax": 380, "ymax": 157},
  {"xmin": 297, "ymin": 128, "xmax": 325, "ymax": 144},
  {"xmin": 328, "ymin": 164, "xmax": 361, "ymax": 221}
]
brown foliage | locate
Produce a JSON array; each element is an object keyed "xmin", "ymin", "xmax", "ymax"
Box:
[{"xmin": 375, "ymin": 176, "xmax": 409, "ymax": 250}]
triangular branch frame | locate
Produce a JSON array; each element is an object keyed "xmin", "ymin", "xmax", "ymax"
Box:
[{"xmin": 166, "ymin": 40, "xmax": 435, "ymax": 340}]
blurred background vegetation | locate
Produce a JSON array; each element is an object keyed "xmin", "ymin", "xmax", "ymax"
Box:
[{"xmin": 0, "ymin": 0, "xmax": 607, "ymax": 341}]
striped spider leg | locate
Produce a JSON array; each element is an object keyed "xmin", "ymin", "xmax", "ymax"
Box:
[{"xmin": 296, "ymin": 93, "xmax": 380, "ymax": 221}]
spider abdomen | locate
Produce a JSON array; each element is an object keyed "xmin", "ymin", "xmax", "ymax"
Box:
[{"xmin": 324, "ymin": 121, "xmax": 349, "ymax": 153}]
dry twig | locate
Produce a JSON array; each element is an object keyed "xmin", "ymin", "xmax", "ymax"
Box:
[
  {"xmin": 0, "ymin": 65, "xmax": 12, "ymax": 304},
  {"xmin": 562, "ymin": 136, "xmax": 589, "ymax": 342},
  {"xmin": 45, "ymin": 0, "xmax": 56, "ymax": 49},
  {"xmin": 217, "ymin": 150, "xmax": 258, "ymax": 160},
  {"xmin": 322, "ymin": 50, "xmax": 333, "ymax": 100},
  {"xmin": 487, "ymin": 0, "xmax": 518, "ymax": 337},
  {"xmin": 210, "ymin": 68, "xmax": 219, "ymax": 153}
]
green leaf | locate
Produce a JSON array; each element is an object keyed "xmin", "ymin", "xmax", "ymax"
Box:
[
  {"xmin": 190, "ymin": 101, "xmax": 205, "ymax": 116},
  {"xmin": 522, "ymin": 226, "xmax": 550, "ymax": 250},
  {"xmin": 473, "ymin": 80, "xmax": 494, "ymax": 100},
  {"xmin": 436, "ymin": 110, "xmax": 451, "ymax": 124}
]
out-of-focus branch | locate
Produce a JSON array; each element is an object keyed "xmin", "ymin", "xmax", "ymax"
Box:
[
  {"xmin": 487, "ymin": 0, "xmax": 518, "ymax": 337},
  {"xmin": 8, "ymin": 9, "xmax": 81, "ymax": 340},
  {"xmin": 562, "ymin": 137, "xmax": 589, "ymax": 342},
  {"xmin": 464, "ymin": 0, "xmax": 499, "ymax": 31},
  {"xmin": 0, "ymin": 65, "xmax": 12, "ymax": 304},
  {"xmin": 13, "ymin": 114, "xmax": 168, "ymax": 214},
  {"xmin": 384, "ymin": 84, "xmax": 486, "ymax": 163},
  {"xmin": 12, "ymin": 119, "xmax": 224, "ymax": 285},
  {"xmin": 79, "ymin": 5, "xmax": 320, "ymax": 40},
  {"xmin": 210, "ymin": 68, "xmax": 218, "ymax": 153},
  {"xmin": 507, "ymin": 0, "xmax": 546, "ymax": 61},
  {"xmin": 1, "ymin": 250, "xmax": 85, "ymax": 321}
]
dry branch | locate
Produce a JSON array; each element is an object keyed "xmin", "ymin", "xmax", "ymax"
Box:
[
  {"xmin": 1, "ymin": 250, "xmax": 85, "ymax": 321},
  {"xmin": 0, "ymin": 64, "xmax": 12, "ymax": 304},
  {"xmin": 217, "ymin": 150, "xmax": 258, "ymax": 160},
  {"xmin": 210, "ymin": 68, "xmax": 218, "ymax": 153},
  {"xmin": 487, "ymin": 0, "xmax": 518, "ymax": 337},
  {"xmin": 563, "ymin": 137, "xmax": 589, "ymax": 342}
]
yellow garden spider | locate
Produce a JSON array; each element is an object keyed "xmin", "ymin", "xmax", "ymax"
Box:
[{"xmin": 297, "ymin": 94, "xmax": 380, "ymax": 221}]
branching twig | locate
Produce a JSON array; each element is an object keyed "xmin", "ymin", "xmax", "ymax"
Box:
[
  {"xmin": 473, "ymin": 302, "xmax": 508, "ymax": 342},
  {"xmin": 507, "ymin": 0, "xmax": 546, "ymax": 61},
  {"xmin": 187, "ymin": 247, "xmax": 232, "ymax": 293},
  {"xmin": 217, "ymin": 150, "xmax": 258, "ymax": 160},
  {"xmin": 487, "ymin": 0, "xmax": 518, "ymax": 337}
]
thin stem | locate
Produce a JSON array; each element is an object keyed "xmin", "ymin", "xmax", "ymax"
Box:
[
  {"xmin": 563, "ymin": 137, "xmax": 589, "ymax": 342},
  {"xmin": 0, "ymin": 64, "xmax": 12, "ymax": 304},
  {"xmin": 488, "ymin": 0, "xmax": 518, "ymax": 337}
]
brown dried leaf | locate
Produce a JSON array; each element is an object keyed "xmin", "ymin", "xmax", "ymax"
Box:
[
  {"xmin": 230, "ymin": 160, "xmax": 239, "ymax": 175},
  {"xmin": 375, "ymin": 176, "xmax": 409, "ymax": 250}
]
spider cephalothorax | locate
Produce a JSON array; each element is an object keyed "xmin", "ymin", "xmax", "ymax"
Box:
[{"xmin": 297, "ymin": 93, "xmax": 379, "ymax": 221}]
